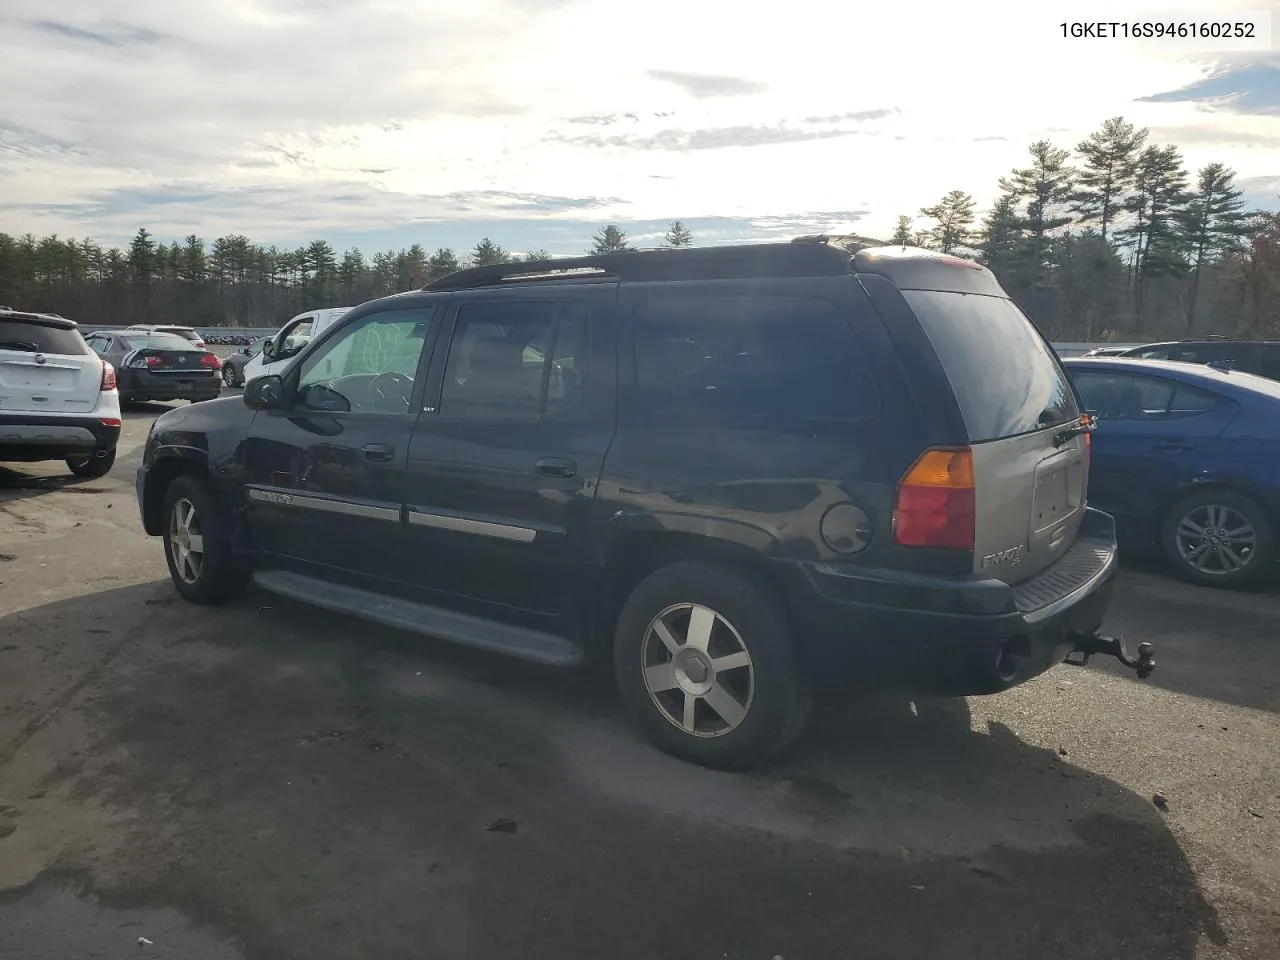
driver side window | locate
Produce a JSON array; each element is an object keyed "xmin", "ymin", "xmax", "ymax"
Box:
[{"xmin": 296, "ymin": 307, "xmax": 434, "ymax": 415}]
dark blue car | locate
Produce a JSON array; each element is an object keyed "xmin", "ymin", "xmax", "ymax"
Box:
[{"xmin": 1063, "ymin": 357, "xmax": 1280, "ymax": 587}]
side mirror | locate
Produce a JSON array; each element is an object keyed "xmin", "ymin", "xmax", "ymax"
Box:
[
  {"xmin": 262, "ymin": 340, "xmax": 277, "ymax": 360},
  {"xmin": 240, "ymin": 346, "xmax": 251, "ymax": 356},
  {"xmin": 297, "ymin": 383, "xmax": 350, "ymax": 413},
  {"xmin": 244, "ymin": 375, "xmax": 285, "ymax": 410}
]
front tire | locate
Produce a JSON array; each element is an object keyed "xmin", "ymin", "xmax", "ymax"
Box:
[
  {"xmin": 223, "ymin": 365, "xmax": 239, "ymax": 388},
  {"xmin": 161, "ymin": 474, "xmax": 248, "ymax": 604},
  {"xmin": 67, "ymin": 448, "xmax": 116, "ymax": 479},
  {"xmin": 1160, "ymin": 488, "xmax": 1274, "ymax": 588},
  {"xmin": 613, "ymin": 560, "xmax": 811, "ymax": 770}
]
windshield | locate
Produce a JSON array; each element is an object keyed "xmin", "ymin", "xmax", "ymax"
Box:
[
  {"xmin": 123, "ymin": 332, "xmax": 200, "ymax": 351},
  {"xmin": 903, "ymin": 290, "xmax": 1079, "ymax": 442}
]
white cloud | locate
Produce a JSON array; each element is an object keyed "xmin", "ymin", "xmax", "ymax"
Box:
[{"xmin": 0, "ymin": 0, "xmax": 1276, "ymax": 248}]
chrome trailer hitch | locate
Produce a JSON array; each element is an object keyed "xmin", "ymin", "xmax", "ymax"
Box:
[{"xmin": 1065, "ymin": 634, "xmax": 1156, "ymax": 679}]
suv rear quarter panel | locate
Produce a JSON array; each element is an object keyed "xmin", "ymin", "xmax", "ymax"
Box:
[{"xmin": 592, "ymin": 275, "xmax": 943, "ymax": 578}]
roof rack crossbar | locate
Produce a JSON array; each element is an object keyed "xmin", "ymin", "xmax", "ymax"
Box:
[{"xmin": 423, "ymin": 243, "xmax": 856, "ymax": 291}]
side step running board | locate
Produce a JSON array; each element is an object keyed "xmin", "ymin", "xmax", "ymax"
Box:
[{"xmin": 253, "ymin": 570, "xmax": 584, "ymax": 667}]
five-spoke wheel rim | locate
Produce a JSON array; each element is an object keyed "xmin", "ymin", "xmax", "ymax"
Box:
[
  {"xmin": 168, "ymin": 497, "xmax": 205, "ymax": 584},
  {"xmin": 641, "ymin": 603, "xmax": 754, "ymax": 738},
  {"xmin": 1175, "ymin": 503, "xmax": 1256, "ymax": 577}
]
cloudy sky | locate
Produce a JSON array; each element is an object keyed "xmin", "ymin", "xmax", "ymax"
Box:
[{"xmin": 0, "ymin": 0, "xmax": 1277, "ymax": 255}]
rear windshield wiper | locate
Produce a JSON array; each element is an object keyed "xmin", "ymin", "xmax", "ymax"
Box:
[
  {"xmin": 0, "ymin": 338, "xmax": 39, "ymax": 352},
  {"xmin": 1054, "ymin": 414, "xmax": 1095, "ymax": 447}
]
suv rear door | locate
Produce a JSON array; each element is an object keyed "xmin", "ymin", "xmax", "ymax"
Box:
[
  {"xmin": 401, "ymin": 283, "xmax": 617, "ymax": 628},
  {"xmin": 898, "ymin": 288, "xmax": 1086, "ymax": 584},
  {"xmin": 0, "ymin": 316, "xmax": 101, "ymax": 414}
]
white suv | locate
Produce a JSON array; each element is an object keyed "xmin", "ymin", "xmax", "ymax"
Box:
[{"xmin": 0, "ymin": 309, "xmax": 122, "ymax": 478}]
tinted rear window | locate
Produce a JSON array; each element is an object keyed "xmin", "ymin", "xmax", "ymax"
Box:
[
  {"xmin": 124, "ymin": 333, "xmax": 199, "ymax": 351},
  {"xmin": 0, "ymin": 319, "xmax": 88, "ymax": 355},
  {"xmin": 633, "ymin": 292, "xmax": 881, "ymax": 421},
  {"xmin": 903, "ymin": 291, "xmax": 1078, "ymax": 442}
]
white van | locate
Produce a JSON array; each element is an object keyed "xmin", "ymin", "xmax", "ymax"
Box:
[{"xmin": 241, "ymin": 307, "xmax": 352, "ymax": 384}]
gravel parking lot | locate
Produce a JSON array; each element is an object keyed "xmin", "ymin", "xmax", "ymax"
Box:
[{"xmin": 1, "ymin": 397, "xmax": 1278, "ymax": 960}]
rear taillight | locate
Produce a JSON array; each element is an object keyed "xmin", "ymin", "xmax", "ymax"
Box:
[
  {"xmin": 893, "ymin": 447, "xmax": 975, "ymax": 550},
  {"xmin": 200, "ymin": 353, "xmax": 221, "ymax": 369},
  {"xmin": 100, "ymin": 360, "xmax": 117, "ymax": 391},
  {"xmin": 100, "ymin": 417, "xmax": 122, "ymax": 428}
]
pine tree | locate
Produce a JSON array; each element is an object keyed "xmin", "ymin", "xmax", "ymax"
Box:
[
  {"xmin": 1072, "ymin": 117, "xmax": 1147, "ymax": 243},
  {"xmin": 522, "ymin": 249, "xmax": 553, "ymax": 262},
  {"xmin": 589, "ymin": 225, "xmax": 631, "ymax": 254},
  {"xmin": 1180, "ymin": 163, "xmax": 1249, "ymax": 332},
  {"xmin": 469, "ymin": 238, "xmax": 512, "ymax": 266},
  {"xmin": 975, "ymin": 190, "xmax": 1025, "ymax": 282},
  {"xmin": 919, "ymin": 190, "xmax": 976, "ymax": 253},
  {"xmin": 427, "ymin": 248, "xmax": 459, "ymax": 279},
  {"xmin": 889, "ymin": 215, "xmax": 914, "ymax": 246},
  {"xmin": 1120, "ymin": 144, "xmax": 1190, "ymax": 326},
  {"xmin": 663, "ymin": 220, "xmax": 693, "ymax": 247}
]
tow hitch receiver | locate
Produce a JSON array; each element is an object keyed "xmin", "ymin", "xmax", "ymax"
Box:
[{"xmin": 1065, "ymin": 633, "xmax": 1156, "ymax": 679}]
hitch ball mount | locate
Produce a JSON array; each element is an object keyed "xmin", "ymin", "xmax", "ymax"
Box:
[{"xmin": 1065, "ymin": 633, "xmax": 1156, "ymax": 679}]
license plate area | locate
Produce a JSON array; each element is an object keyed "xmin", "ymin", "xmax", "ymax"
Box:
[
  {"xmin": 176, "ymin": 380, "xmax": 192, "ymax": 392},
  {"xmin": 1031, "ymin": 456, "xmax": 1082, "ymax": 535}
]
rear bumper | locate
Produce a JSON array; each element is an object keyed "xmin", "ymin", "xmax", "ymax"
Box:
[
  {"xmin": 119, "ymin": 369, "xmax": 221, "ymax": 401},
  {"xmin": 0, "ymin": 413, "xmax": 121, "ymax": 462},
  {"xmin": 781, "ymin": 507, "xmax": 1120, "ymax": 695}
]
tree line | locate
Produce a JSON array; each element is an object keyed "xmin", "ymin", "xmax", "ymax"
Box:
[
  {"xmin": 0, "ymin": 219, "xmax": 687, "ymax": 330},
  {"xmin": 896, "ymin": 117, "xmax": 1279, "ymax": 340},
  {"xmin": 1, "ymin": 117, "xmax": 1277, "ymax": 339}
]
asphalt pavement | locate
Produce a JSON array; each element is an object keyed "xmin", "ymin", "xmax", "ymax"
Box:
[{"xmin": 1, "ymin": 396, "xmax": 1277, "ymax": 960}]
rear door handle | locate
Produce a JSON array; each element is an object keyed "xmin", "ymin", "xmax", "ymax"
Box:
[
  {"xmin": 362, "ymin": 443, "xmax": 395, "ymax": 462},
  {"xmin": 1153, "ymin": 440, "xmax": 1194, "ymax": 451},
  {"xmin": 535, "ymin": 456, "xmax": 577, "ymax": 479}
]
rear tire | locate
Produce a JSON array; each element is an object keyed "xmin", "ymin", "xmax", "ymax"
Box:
[
  {"xmin": 66, "ymin": 448, "xmax": 116, "ymax": 479},
  {"xmin": 1160, "ymin": 488, "xmax": 1274, "ymax": 588},
  {"xmin": 613, "ymin": 560, "xmax": 811, "ymax": 770},
  {"xmin": 161, "ymin": 474, "xmax": 248, "ymax": 604}
]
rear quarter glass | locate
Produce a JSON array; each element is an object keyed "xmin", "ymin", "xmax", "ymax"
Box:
[
  {"xmin": 902, "ymin": 290, "xmax": 1078, "ymax": 442},
  {"xmin": 0, "ymin": 319, "xmax": 89, "ymax": 355}
]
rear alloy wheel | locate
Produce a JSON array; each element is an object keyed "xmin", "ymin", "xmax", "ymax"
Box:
[
  {"xmin": 66, "ymin": 448, "xmax": 116, "ymax": 479},
  {"xmin": 1161, "ymin": 489, "xmax": 1274, "ymax": 588},
  {"xmin": 161, "ymin": 474, "xmax": 248, "ymax": 604},
  {"xmin": 614, "ymin": 561, "xmax": 811, "ymax": 769},
  {"xmin": 222, "ymin": 364, "xmax": 238, "ymax": 387}
]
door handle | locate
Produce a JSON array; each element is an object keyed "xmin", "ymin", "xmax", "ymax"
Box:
[
  {"xmin": 1153, "ymin": 440, "xmax": 1193, "ymax": 451},
  {"xmin": 362, "ymin": 443, "xmax": 395, "ymax": 462},
  {"xmin": 535, "ymin": 456, "xmax": 577, "ymax": 479}
]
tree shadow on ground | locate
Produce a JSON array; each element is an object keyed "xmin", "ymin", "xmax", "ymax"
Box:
[{"xmin": 0, "ymin": 582, "xmax": 1240, "ymax": 960}]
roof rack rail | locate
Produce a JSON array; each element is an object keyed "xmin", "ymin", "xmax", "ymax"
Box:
[
  {"xmin": 792, "ymin": 234, "xmax": 891, "ymax": 253},
  {"xmin": 423, "ymin": 242, "xmax": 855, "ymax": 291}
]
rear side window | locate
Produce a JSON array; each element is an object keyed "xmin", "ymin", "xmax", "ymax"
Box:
[
  {"xmin": 1073, "ymin": 371, "xmax": 1222, "ymax": 420},
  {"xmin": 0, "ymin": 319, "xmax": 89, "ymax": 356},
  {"xmin": 902, "ymin": 291, "xmax": 1078, "ymax": 442},
  {"xmin": 633, "ymin": 293, "xmax": 881, "ymax": 421}
]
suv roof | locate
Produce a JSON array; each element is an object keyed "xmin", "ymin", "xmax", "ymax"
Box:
[
  {"xmin": 422, "ymin": 239, "xmax": 1007, "ymax": 296},
  {"xmin": 0, "ymin": 307, "xmax": 78, "ymax": 329}
]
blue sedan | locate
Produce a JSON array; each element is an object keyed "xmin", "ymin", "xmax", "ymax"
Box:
[{"xmin": 1062, "ymin": 357, "xmax": 1280, "ymax": 588}]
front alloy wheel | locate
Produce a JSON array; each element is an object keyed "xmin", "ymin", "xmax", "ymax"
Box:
[
  {"xmin": 168, "ymin": 497, "xmax": 205, "ymax": 585},
  {"xmin": 160, "ymin": 474, "xmax": 247, "ymax": 604},
  {"xmin": 1161, "ymin": 489, "xmax": 1274, "ymax": 588},
  {"xmin": 641, "ymin": 603, "xmax": 754, "ymax": 737},
  {"xmin": 1174, "ymin": 503, "xmax": 1256, "ymax": 578}
]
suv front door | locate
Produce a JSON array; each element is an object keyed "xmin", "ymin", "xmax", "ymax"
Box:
[
  {"xmin": 241, "ymin": 302, "xmax": 440, "ymax": 584},
  {"xmin": 402, "ymin": 285, "xmax": 617, "ymax": 630}
]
